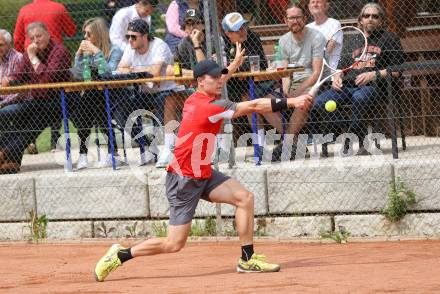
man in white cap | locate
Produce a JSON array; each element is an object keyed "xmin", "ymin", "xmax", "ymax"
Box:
[{"xmin": 221, "ymin": 12, "xmax": 280, "ymax": 161}]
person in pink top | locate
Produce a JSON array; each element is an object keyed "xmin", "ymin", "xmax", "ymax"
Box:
[
  {"xmin": 164, "ymin": 0, "xmax": 203, "ymax": 54},
  {"xmin": 13, "ymin": 0, "xmax": 77, "ymax": 53}
]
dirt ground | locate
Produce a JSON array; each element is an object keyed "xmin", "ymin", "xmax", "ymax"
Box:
[{"xmin": 1, "ymin": 240, "xmax": 440, "ymax": 294}]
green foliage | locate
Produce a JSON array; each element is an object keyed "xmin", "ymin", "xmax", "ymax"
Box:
[
  {"xmin": 152, "ymin": 221, "xmax": 168, "ymax": 237},
  {"xmin": 320, "ymin": 226, "xmax": 350, "ymax": 244},
  {"xmin": 27, "ymin": 210, "xmax": 48, "ymax": 242},
  {"xmin": 125, "ymin": 221, "xmax": 138, "ymax": 238},
  {"xmin": 204, "ymin": 217, "xmax": 217, "ymax": 236},
  {"xmin": 124, "ymin": 221, "xmax": 150, "ymax": 238},
  {"xmin": 255, "ymin": 218, "xmax": 268, "ymax": 237},
  {"xmin": 190, "ymin": 220, "xmax": 204, "ymax": 236},
  {"xmin": 96, "ymin": 222, "xmax": 116, "ymax": 238},
  {"xmin": 34, "ymin": 121, "xmax": 78, "ymax": 153},
  {"xmin": 382, "ymin": 177, "xmax": 416, "ymax": 222},
  {"xmin": 224, "ymin": 220, "xmax": 238, "ymax": 237},
  {"xmin": 190, "ymin": 217, "xmax": 217, "ymax": 237}
]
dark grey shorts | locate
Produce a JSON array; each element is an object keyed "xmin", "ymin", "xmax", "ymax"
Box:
[{"xmin": 165, "ymin": 170, "xmax": 230, "ymax": 225}]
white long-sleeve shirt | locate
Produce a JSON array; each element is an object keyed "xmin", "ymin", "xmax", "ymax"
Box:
[
  {"xmin": 307, "ymin": 18, "xmax": 342, "ymax": 70},
  {"xmin": 109, "ymin": 4, "xmax": 151, "ymax": 51}
]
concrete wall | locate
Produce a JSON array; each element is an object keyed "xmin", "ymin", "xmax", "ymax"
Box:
[{"xmin": 1, "ymin": 161, "xmax": 440, "ymax": 240}]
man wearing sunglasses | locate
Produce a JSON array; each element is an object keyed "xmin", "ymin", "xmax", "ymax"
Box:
[
  {"xmin": 313, "ymin": 2, "xmax": 404, "ymax": 156},
  {"xmin": 115, "ymin": 19, "xmax": 178, "ymax": 164},
  {"xmin": 109, "ymin": 0, "xmax": 156, "ymax": 51}
]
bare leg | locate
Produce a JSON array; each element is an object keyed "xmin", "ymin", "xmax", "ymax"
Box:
[
  {"xmin": 261, "ymin": 112, "xmax": 283, "ymax": 132},
  {"xmin": 130, "ymin": 222, "xmax": 191, "ymax": 257},
  {"xmin": 206, "ymin": 177, "xmax": 280, "ymax": 272},
  {"xmin": 286, "ymin": 108, "xmax": 310, "ymax": 138},
  {"xmin": 163, "ymin": 94, "xmax": 178, "ymax": 126},
  {"xmin": 208, "ymin": 178, "xmax": 254, "ymax": 245},
  {"xmin": 163, "ymin": 92, "xmax": 185, "ymax": 129}
]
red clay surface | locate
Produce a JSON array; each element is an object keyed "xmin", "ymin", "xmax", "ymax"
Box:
[{"xmin": 1, "ymin": 240, "xmax": 440, "ymax": 293}]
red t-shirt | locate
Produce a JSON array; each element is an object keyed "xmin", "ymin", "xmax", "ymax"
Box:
[
  {"xmin": 167, "ymin": 91, "xmax": 236, "ymax": 179},
  {"xmin": 13, "ymin": 0, "xmax": 77, "ymax": 53}
]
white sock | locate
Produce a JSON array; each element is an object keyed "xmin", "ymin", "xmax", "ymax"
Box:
[
  {"xmin": 164, "ymin": 133, "xmax": 176, "ymax": 151},
  {"xmin": 257, "ymin": 129, "xmax": 265, "ymax": 147}
]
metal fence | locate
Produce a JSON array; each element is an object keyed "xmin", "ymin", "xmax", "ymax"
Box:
[{"xmin": 0, "ymin": 0, "xmax": 440, "ymax": 240}]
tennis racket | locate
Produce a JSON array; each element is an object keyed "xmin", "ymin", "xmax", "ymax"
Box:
[{"xmin": 308, "ymin": 26, "xmax": 368, "ymax": 97}]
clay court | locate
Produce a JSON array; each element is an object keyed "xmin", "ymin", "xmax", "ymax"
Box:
[{"xmin": 1, "ymin": 239, "xmax": 440, "ymax": 293}]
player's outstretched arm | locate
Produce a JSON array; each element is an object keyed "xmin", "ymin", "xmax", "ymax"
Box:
[{"xmin": 232, "ymin": 94, "xmax": 313, "ymax": 118}]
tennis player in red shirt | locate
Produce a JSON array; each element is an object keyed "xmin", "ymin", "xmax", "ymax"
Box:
[{"xmin": 94, "ymin": 43, "xmax": 313, "ymax": 281}]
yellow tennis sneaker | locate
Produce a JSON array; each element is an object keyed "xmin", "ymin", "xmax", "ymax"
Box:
[
  {"xmin": 237, "ymin": 254, "xmax": 281, "ymax": 273},
  {"xmin": 94, "ymin": 244, "xmax": 125, "ymax": 282}
]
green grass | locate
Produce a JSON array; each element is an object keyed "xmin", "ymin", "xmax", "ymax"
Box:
[{"xmin": 35, "ymin": 120, "xmax": 77, "ymax": 153}]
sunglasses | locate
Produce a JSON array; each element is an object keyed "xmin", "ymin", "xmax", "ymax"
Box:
[
  {"xmin": 84, "ymin": 31, "xmax": 92, "ymax": 38},
  {"xmin": 125, "ymin": 34, "xmax": 138, "ymax": 41},
  {"xmin": 362, "ymin": 13, "xmax": 380, "ymax": 19}
]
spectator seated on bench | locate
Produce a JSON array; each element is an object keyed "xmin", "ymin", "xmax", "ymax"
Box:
[
  {"xmin": 14, "ymin": 0, "xmax": 76, "ymax": 53},
  {"xmin": 114, "ymin": 19, "xmax": 179, "ymax": 166},
  {"xmin": 70, "ymin": 17, "xmax": 123, "ymax": 170},
  {"xmin": 0, "ymin": 22, "xmax": 71, "ymax": 174},
  {"xmin": 311, "ymin": 3, "xmax": 404, "ymax": 156}
]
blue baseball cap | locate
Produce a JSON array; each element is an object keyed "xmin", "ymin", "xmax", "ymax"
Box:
[
  {"xmin": 222, "ymin": 12, "xmax": 248, "ymax": 32},
  {"xmin": 193, "ymin": 60, "xmax": 228, "ymax": 78}
]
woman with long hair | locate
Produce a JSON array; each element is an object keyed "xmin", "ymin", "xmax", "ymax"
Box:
[{"xmin": 72, "ymin": 17, "xmax": 123, "ymax": 170}]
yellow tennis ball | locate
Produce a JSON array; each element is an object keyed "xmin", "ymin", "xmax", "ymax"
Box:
[{"xmin": 325, "ymin": 100, "xmax": 337, "ymax": 112}]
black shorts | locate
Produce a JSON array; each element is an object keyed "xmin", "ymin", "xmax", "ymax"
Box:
[{"xmin": 165, "ymin": 170, "xmax": 230, "ymax": 225}]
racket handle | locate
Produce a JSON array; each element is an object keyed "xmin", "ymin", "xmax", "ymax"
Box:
[{"xmin": 308, "ymin": 85, "xmax": 320, "ymax": 97}]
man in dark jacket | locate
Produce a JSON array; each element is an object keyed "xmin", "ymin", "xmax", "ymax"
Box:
[{"xmin": 0, "ymin": 22, "xmax": 71, "ymax": 173}]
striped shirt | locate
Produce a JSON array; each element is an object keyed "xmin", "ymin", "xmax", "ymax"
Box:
[{"xmin": 0, "ymin": 48, "xmax": 23, "ymax": 104}]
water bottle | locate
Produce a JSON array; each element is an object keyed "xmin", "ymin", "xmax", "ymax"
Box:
[
  {"xmin": 98, "ymin": 55, "xmax": 107, "ymax": 75},
  {"xmin": 83, "ymin": 55, "xmax": 92, "ymax": 82},
  {"xmin": 274, "ymin": 43, "xmax": 283, "ymax": 71}
]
